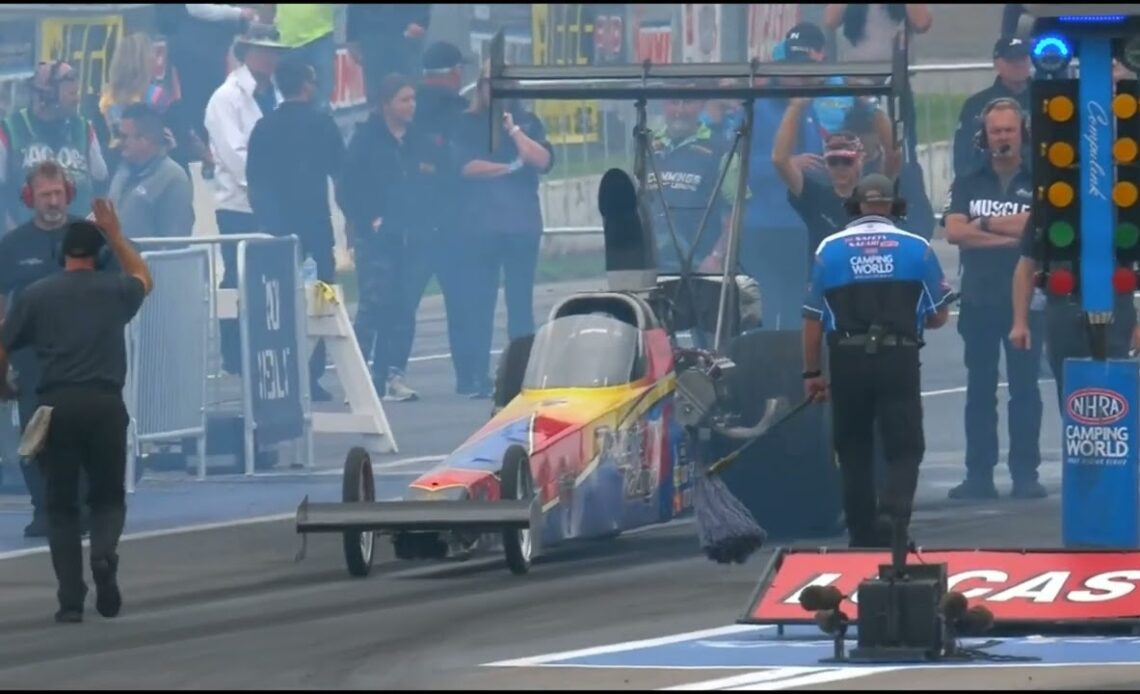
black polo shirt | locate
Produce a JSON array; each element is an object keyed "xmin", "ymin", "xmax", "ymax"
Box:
[
  {"xmin": 789, "ymin": 175, "xmax": 848, "ymax": 264},
  {"xmin": 943, "ymin": 161, "xmax": 1033, "ymax": 308}
]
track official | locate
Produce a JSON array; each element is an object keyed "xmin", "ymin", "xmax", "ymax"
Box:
[
  {"xmin": 802, "ymin": 174, "xmax": 953, "ymax": 548},
  {"xmin": 0, "ymin": 199, "xmax": 153, "ymax": 624}
]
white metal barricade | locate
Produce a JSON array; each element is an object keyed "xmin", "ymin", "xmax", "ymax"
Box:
[{"xmin": 125, "ymin": 246, "xmax": 212, "ymax": 493}]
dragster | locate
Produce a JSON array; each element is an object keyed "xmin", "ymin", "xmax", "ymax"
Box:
[{"xmin": 294, "ymin": 31, "xmax": 910, "ymax": 578}]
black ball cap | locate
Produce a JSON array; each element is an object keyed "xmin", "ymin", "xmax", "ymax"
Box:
[
  {"xmin": 61, "ymin": 220, "xmax": 106, "ymax": 259},
  {"xmin": 422, "ymin": 41, "xmax": 468, "ymax": 71},
  {"xmin": 852, "ymin": 173, "xmax": 896, "ymax": 204}
]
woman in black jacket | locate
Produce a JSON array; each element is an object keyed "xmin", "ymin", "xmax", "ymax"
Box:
[{"xmin": 338, "ymin": 73, "xmax": 447, "ymax": 402}]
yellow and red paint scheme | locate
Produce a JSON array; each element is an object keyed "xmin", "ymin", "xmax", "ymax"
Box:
[{"xmin": 405, "ymin": 326, "xmax": 695, "ymax": 544}]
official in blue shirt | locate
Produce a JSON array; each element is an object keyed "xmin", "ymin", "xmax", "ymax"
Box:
[{"xmin": 802, "ymin": 174, "xmax": 953, "ymax": 548}]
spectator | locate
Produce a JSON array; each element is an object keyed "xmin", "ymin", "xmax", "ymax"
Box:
[
  {"xmin": 100, "ymin": 33, "xmax": 205, "ymax": 185},
  {"xmin": 823, "ymin": 4, "xmax": 931, "ymax": 161},
  {"xmin": 952, "ymin": 37, "xmax": 1031, "ymax": 179},
  {"xmin": 0, "ymin": 62, "xmax": 109, "ymax": 230},
  {"xmin": 346, "ymin": 4, "xmax": 432, "ymax": 100},
  {"xmin": 203, "ymin": 33, "xmax": 286, "ymax": 373},
  {"xmin": 157, "ymin": 4, "xmax": 255, "ymax": 180},
  {"xmin": 107, "ymin": 103, "xmax": 194, "ymax": 241},
  {"xmin": 409, "ymin": 41, "xmax": 474, "ymax": 394},
  {"xmin": 337, "ymin": 74, "xmax": 447, "ymax": 402},
  {"xmin": 247, "ymin": 58, "xmax": 344, "ymax": 402},
  {"xmin": 453, "ymin": 74, "xmax": 554, "ymax": 399},
  {"xmin": 844, "ymin": 104, "xmax": 934, "ymax": 239},
  {"xmin": 275, "ymin": 4, "xmax": 336, "ymax": 112},
  {"xmin": 736, "ymin": 22, "xmax": 831, "ymax": 332}
]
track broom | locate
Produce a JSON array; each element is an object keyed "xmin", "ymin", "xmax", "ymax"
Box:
[{"xmin": 693, "ymin": 397, "xmax": 815, "ymax": 564}]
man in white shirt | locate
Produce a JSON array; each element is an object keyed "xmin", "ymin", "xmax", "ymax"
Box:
[{"xmin": 204, "ymin": 34, "xmax": 285, "ymax": 373}]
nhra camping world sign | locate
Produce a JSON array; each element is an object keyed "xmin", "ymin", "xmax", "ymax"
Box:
[
  {"xmin": 1061, "ymin": 359, "xmax": 1140, "ymax": 549},
  {"xmin": 744, "ymin": 549, "xmax": 1140, "ymax": 625}
]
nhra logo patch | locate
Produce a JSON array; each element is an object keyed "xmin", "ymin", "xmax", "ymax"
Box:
[
  {"xmin": 1067, "ymin": 388, "xmax": 1128, "ymax": 426},
  {"xmin": 849, "ymin": 254, "xmax": 894, "ymax": 277}
]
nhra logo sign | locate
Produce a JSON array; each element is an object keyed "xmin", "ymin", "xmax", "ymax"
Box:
[
  {"xmin": 1067, "ymin": 388, "xmax": 1128, "ymax": 426},
  {"xmin": 747, "ymin": 550, "xmax": 1140, "ymax": 623}
]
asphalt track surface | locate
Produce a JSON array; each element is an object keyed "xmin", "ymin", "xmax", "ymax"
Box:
[{"xmin": 0, "ymin": 243, "xmax": 1118, "ymax": 690}]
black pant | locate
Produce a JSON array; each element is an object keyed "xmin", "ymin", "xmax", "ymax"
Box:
[
  {"xmin": 216, "ymin": 210, "xmax": 260, "ymax": 375},
  {"xmin": 467, "ymin": 233, "xmax": 542, "ymax": 387},
  {"xmin": 395, "ymin": 230, "xmax": 470, "ymax": 385},
  {"xmin": 16, "ymin": 381, "xmax": 87, "ymax": 524},
  {"xmin": 829, "ymin": 343, "xmax": 925, "ymax": 547},
  {"xmin": 957, "ymin": 303, "xmax": 1044, "ymax": 484},
  {"xmin": 40, "ymin": 387, "xmax": 129, "ymax": 611},
  {"xmin": 1044, "ymin": 300, "xmax": 1137, "ymax": 407},
  {"xmin": 354, "ymin": 231, "xmax": 410, "ymax": 385}
]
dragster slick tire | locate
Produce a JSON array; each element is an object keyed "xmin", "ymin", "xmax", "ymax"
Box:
[
  {"xmin": 500, "ymin": 446, "xmax": 536, "ymax": 575},
  {"xmin": 342, "ymin": 447, "xmax": 377, "ymax": 578},
  {"xmin": 716, "ymin": 329, "xmax": 844, "ymax": 539}
]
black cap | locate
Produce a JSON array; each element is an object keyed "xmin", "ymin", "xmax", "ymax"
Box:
[
  {"xmin": 61, "ymin": 221, "xmax": 106, "ymax": 259},
  {"xmin": 994, "ymin": 36, "xmax": 1029, "ymax": 61},
  {"xmin": 782, "ymin": 22, "xmax": 826, "ymax": 63},
  {"xmin": 852, "ymin": 174, "xmax": 896, "ymax": 204},
  {"xmin": 422, "ymin": 41, "xmax": 468, "ymax": 71}
]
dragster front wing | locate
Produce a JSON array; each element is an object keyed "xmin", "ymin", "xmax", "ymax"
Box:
[{"xmin": 295, "ymin": 497, "xmax": 541, "ymax": 535}]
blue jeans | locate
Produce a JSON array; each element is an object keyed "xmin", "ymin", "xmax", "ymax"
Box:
[
  {"xmin": 958, "ymin": 303, "xmax": 1045, "ymax": 484},
  {"xmin": 290, "ymin": 33, "xmax": 335, "ymax": 112}
]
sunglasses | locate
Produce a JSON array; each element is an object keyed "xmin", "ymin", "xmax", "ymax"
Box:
[{"xmin": 825, "ymin": 155, "xmax": 856, "ymax": 167}]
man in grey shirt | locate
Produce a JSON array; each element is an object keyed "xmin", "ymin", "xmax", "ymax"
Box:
[
  {"xmin": 0, "ymin": 199, "xmax": 154, "ymax": 623},
  {"xmin": 108, "ymin": 102, "xmax": 194, "ymax": 241}
]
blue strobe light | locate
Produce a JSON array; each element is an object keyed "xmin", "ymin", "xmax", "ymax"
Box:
[{"xmin": 1032, "ymin": 34, "xmax": 1074, "ymax": 74}]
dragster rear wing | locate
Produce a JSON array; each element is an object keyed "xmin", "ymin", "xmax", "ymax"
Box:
[{"xmin": 295, "ymin": 496, "xmax": 540, "ymax": 534}]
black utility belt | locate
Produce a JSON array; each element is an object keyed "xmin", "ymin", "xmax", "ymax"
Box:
[{"xmin": 829, "ymin": 333, "xmax": 920, "ymax": 349}]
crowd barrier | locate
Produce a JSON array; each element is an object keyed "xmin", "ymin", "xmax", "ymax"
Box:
[{"xmin": 123, "ymin": 234, "xmax": 394, "ymax": 492}]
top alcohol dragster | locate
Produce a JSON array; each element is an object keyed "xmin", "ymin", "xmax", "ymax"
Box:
[{"xmin": 294, "ymin": 33, "xmax": 909, "ymax": 578}]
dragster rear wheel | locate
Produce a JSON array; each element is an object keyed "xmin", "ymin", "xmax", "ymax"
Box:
[
  {"xmin": 342, "ymin": 447, "xmax": 376, "ymax": 577},
  {"xmin": 500, "ymin": 446, "xmax": 536, "ymax": 575}
]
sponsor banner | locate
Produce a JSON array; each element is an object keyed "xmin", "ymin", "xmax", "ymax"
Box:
[
  {"xmin": 532, "ymin": 3, "xmax": 600, "ymax": 145},
  {"xmin": 330, "ymin": 47, "xmax": 366, "ymax": 111},
  {"xmin": 681, "ymin": 4, "xmax": 721, "ymax": 63},
  {"xmin": 39, "ymin": 14, "xmax": 122, "ymax": 101},
  {"xmin": 746, "ymin": 549, "xmax": 1140, "ymax": 624},
  {"xmin": 1078, "ymin": 37, "xmax": 1114, "ymax": 313},
  {"xmin": 747, "ymin": 4, "xmax": 801, "ymax": 62},
  {"xmin": 636, "ymin": 21, "xmax": 672, "ymax": 64},
  {"xmin": 1062, "ymin": 359, "xmax": 1140, "ymax": 548}
]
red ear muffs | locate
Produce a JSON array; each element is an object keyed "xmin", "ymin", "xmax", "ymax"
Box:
[{"xmin": 22, "ymin": 170, "xmax": 77, "ymax": 209}]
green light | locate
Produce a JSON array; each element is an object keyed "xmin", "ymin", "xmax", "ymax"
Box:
[
  {"xmin": 1049, "ymin": 221, "xmax": 1076, "ymax": 248},
  {"xmin": 1116, "ymin": 222, "xmax": 1140, "ymax": 249}
]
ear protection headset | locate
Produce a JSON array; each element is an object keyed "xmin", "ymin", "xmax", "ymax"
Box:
[
  {"xmin": 21, "ymin": 162, "xmax": 77, "ymax": 209},
  {"xmin": 845, "ymin": 177, "xmax": 908, "ymax": 219},
  {"xmin": 974, "ymin": 97, "xmax": 1030, "ymax": 152}
]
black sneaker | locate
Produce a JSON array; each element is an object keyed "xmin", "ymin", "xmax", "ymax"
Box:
[
  {"xmin": 948, "ymin": 478, "xmax": 999, "ymax": 500},
  {"xmin": 1010, "ymin": 480, "xmax": 1048, "ymax": 499},
  {"xmin": 54, "ymin": 608, "xmax": 83, "ymax": 624},
  {"xmin": 91, "ymin": 555, "xmax": 122, "ymax": 618}
]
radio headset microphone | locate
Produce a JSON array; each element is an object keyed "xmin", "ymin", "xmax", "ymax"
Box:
[{"xmin": 997, "ymin": 143, "xmax": 1013, "ymax": 155}]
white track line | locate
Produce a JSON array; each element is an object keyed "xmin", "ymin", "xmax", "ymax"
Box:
[
  {"xmin": 662, "ymin": 666, "xmax": 898, "ymax": 691},
  {"xmin": 484, "ymin": 625, "xmax": 767, "ymax": 667}
]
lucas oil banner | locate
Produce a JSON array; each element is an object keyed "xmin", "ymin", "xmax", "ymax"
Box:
[{"xmin": 1062, "ymin": 359, "xmax": 1140, "ymax": 549}]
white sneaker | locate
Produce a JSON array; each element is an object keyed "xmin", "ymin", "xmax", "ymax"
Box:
[{"xmin": 384, "ymin": 370, "xmax": 419, "ymax": 402}]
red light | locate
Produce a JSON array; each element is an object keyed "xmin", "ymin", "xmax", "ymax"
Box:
[
  {"xmin": 1047, "ymin": 269, "xmax": 1076, "ymax": 296},
  {"xmin": 1113, "ymin": 267, "xmax": 1138, "ymax": 294}
]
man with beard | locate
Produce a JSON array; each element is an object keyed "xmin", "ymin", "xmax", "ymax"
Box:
[
  {"xmin": 0, "ymin": 61, "xmax": 109, "ymax": 230},
  {"xmin": 0, "ymin": 161, "xmax": 109, "ymax": 537}
]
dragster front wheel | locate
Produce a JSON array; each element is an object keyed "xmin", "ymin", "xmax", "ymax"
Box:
[
  {"xmin": 342, "ymin": 447, "xmax": 376, "ymax": 578},
  {"xmin": 500, "ymin": 446, "xmax": 535, "ymax": 575}
]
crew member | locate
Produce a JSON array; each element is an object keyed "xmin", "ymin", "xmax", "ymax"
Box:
[
  {"xmin": 0, "ymin": 199, "xmax": 153, "ymax": 623},
  {"xmin": 802, "ymin": 174, "xmax": 953, "ymax": 548},
  {"xmin": 645, "ymin": 89, "xmax": 740, "ymax": 275},
  {"xmin": 0, "ymin": 161, "xmax": 106, "ymax": 538},
  {"xmin": 942, "ymin": 97, "xmax": 1044, "ymax": 501}
]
